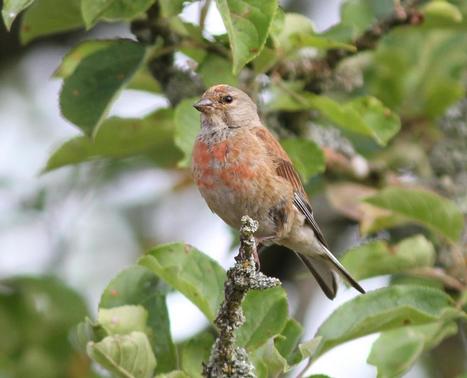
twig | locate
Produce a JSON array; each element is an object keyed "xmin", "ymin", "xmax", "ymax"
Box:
[
  {"xmin": 408, "ymin": 267, "xmax": 466, "ymax": 292},
  {"xmin": 199, "ymin": 0, "xmax": 212, "ymax": 34},
  {"xmin": 203, "ymin": 216, "xmax": 281, "ymax": 378}
]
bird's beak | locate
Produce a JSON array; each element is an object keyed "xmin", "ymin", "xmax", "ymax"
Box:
[{"xmin": 193, "ymin": 98, "xmax": 214, "ymax": 112}]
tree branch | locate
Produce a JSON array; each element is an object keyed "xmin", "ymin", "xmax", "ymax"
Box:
[
  {"xmin": 203, "ymin": 216, "xmax": 281, "ymax": 378},
  {"xmin": 276, "ymin": 1, "xmax": 424, "ymax": 93}
]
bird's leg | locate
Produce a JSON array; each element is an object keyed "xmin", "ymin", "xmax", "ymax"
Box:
[
  {"xmin": 253, "ymin": 235, "xmax": 277, "ymax": 271},
  {"xmin": 256, "ymin": 235, "xmax": 277, "ymax": 244}
]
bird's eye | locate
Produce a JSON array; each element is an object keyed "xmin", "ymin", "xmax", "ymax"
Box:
[{"xmin": 223, "ymin": 95, "xmax": 233, "ymax": 104}]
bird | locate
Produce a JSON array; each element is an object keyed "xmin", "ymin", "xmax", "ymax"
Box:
[{"xmin": 191, "ymin": 84, "xmax": 365, "ymax": 299}]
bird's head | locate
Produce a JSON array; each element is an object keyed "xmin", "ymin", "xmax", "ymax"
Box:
[{"xmin": 193, "ymin": 84, "xmax": 259, "ymax": 128}]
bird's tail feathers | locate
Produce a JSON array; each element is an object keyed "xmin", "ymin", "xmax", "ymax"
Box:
[
  {"xmin": 321, "ymin": 245, "xmax": 366, "ymax": 294},
  {"xmin": 298, "ymin": 245, "xmax": 365, "ymax": 299},
  {"xmin": 297, "ymin": 253, "xmax": 337, "ymax": 299}
]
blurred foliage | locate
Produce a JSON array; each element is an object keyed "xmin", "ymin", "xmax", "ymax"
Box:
[{"xmin": 1, "ymin": 0, "xmax": 467, "ymax": 377}]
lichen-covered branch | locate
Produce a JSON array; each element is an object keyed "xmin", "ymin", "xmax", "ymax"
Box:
[{"xmin": 203, "ymin": 216, "xmax": 281, "ymax": 378}]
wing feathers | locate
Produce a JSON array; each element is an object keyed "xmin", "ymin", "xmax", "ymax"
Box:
[{"xmin": 253, "ymin": 126, "xmax": 365, "ymax": 297}]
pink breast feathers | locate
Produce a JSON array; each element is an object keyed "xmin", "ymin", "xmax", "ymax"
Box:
[{"xmin": 193, "ymin": 139, "xmax": 256, "ymax": 190}]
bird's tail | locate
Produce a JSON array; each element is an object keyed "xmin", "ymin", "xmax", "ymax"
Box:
[{"xmin": 297, "ymin": 247, "xmax": 365, "ymax": 300}]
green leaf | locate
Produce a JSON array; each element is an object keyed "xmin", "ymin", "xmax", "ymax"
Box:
[
  {"xmin": 81, "ymin": 0, "xmax": 155, "ymax": 28},
  {"xmin": 155, "ymin": 372, "xmax": 191, "ymax": 378},
  {"xmin": 127, "ymin": 65, "xmax": 161, "ymax": 93},
  {"xmin": 422, "ymin": 1, "xmax": 463, "ymax": 27},
  {"xmin": 138, "ymin": 243, "xmax": 226, "ymax": 322},
  {"xmin": 252, "ymin": 46, "xmax": 278, "ymax": 73},
  {"xmin": 99, "ymin": 266, "xmax": 177, "ymax": 373},
  {"xmin": 368, "ymin": 321, "xmax": 458, "ymax": 378},
  {"xmin": 365, "ymin": 29, "xmax": 467, "ymax": 119},
  {"xmin": 280, "ymin": 138, "xmax": 325, "ymax": 182},
  {"xmin": 268, "ymin": 84, "xmax": 401, "ymax": 146},
  {"xmin": 364, "ymin": 187, "xmax": 464, "ymax": 242},
  {"xmin": 273, "ymin": 318, "xmax": 321, "ymax": 371},
  {"xmin": 54, "ymin": 40, "xmax": 111, "ymax": 78},
  {"xmin": 251, "ymin": 322, "xmax": 321, "ymax": 377},
  {"xmin": 59, "ymin": 39, "xmax": 146, "ymax": 136},
  {"xmin": 20, "ymin": 0, "xmax": 83, "ymax": 44},
  {"xmin": 159, "ymin": 0, "xmax": 193, "ymax": 17},
  {"xmin": 70, "ymin": 317, "xmax": 102, "ymax": 354},
  {"xmin": 98, "ymin": 305, "xmax": 148, "ymax": 336},
  {"xmin": 174, "ymin": 97, "xmax": 200, "ymax": 168},
  {"xmin": 180, "ymin": 331, "xmax": 215, "ymax": 378},
  {"xmin": 273, "ymin": 318, "xmax": 303, "ymax": 365},
  {"xmin": 45, "ymin": 109, "xmax": 181, "ymax": 172},
  {"xmin": 289, "ymin": 32, "xmax": 356, "ymax": 51},
  {"xmin": 87, "ymin": 331, "xmax": 156, "ymax": 378},
  {"xmin": 307, "ymin": 95, "xmax": 401, "ymax": 146},
  {"xmin": 236, "ymin": 287, "xmax": 288, "ymax": 350},
  {"xmin": 55, "ymin": 40, "xmax": 161, "ymax": 92},
  {"xmin": 197, "ymin": 53, "xmax": 238, "ymax": 88},
  {"xmin": 271, "ymin": 13, "xmax": 313, "ymax": 53},
  {"xmin": 315, "ymin": 285, "xmax": 461, "ymax": 358},
  {"xmin": 341, "ymin": 235, "xmax": 436, "ymax": 281},
  {"xmin": 2, "ymin": 0, "xmax": 34, "ymax": 30},
  {"xmin": 0, "ymin": 276, "xmax": 89, "ymax": 377},
  {"xmin": 331, "ymin": 0, "xmax": 394, "ymax": 40},
  {"xmin": 216, "ymin": 0, "xmax": 278, "ymax": 74}
]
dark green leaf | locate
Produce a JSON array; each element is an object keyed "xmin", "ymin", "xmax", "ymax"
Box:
[
  {"xmin": 216, "ymin": 0, "xmax": 278, "ymax": 74},
  {"xmin": 56, "ymin": 40, "xmax": 161, "ymax": 92},
  {"xmin": 138, "ymin": 243, "xmax": 226, "ymax": 322},
  {"xmin": 87, "ymin": 331, "xmax": 156, "ymax": 378},
  {"xmin": 236, "ymin": 287, "xmax": 288, "ymax": 350},
  {"xmin": 368, "ymin": 321, "xmax": 458, "ymax": 378},
  {"xmin": 341, "ymin": 235, "xmax": 436, "ymax": 281},
  {"xmin": 180, "ymin": 331, "xmax": 215, "ymax": 378},
  {"xmin": 281, "ymin": 138, "xmax": 325, "ymax": 182},
  {"xmin": 20, "ymin": 0, "xmax": 83, "ymax": 44},
  {"xmin": 99, "ymin": 266, "xmax": 177, "ymax": 373},
  {"xmin": 315, "ymin": 285, "xmax": 462, "ymax": 358},
  {"xmin": 54, "ymin": 40, "xmax": 111, "ymax": 78},
  {"xmin": 364, "ymin": 187, "xmax": 464, "ymax": 242},
  {"xmin": 44, "ymin": 109, "xmax": 181, "ymax": 172},
  {"xmin": 81, "ymin": 0, "xmax": 155, "ymax": 28},
  {"xmin": 174, "ymin": 97, "xmax": 200, "ymax": 168},
  {"xmin": 59, "ymin": 39, "xmax": 146, "ymax": 136}
]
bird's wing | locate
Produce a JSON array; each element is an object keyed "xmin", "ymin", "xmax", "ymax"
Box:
[{"xmin": 252, "ymin": 127, "xmax": 329, "ymax": 248}]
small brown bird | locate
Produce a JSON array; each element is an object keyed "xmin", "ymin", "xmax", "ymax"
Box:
[{"xmin": 191, "ymin": 84, "xmax": 365, "ymax": 299}]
